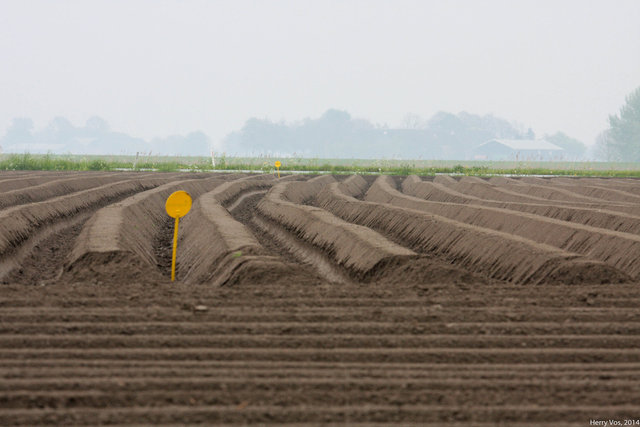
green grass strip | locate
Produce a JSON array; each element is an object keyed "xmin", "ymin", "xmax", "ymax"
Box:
[{"xmin": 2, "ymin": 152, "xmax": 640, "ymax": 177}]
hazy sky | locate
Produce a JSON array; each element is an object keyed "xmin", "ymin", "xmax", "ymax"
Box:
[{"xmin": 1, "ymin": 0, "xmax": 639, "ymax": 149}]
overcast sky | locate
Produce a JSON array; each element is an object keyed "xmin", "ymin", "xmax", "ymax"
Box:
[{"xmin": 1, "ymin": 0, "xmax": 639, "ymax": 149}]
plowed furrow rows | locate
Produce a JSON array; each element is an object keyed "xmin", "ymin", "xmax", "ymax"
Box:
[
  {"xmin": 3, "ymin": 333, "xmax": 640, "ymax": 349},
  {"xmin": 171, "ymin": 174, "xmax": 330, "ymax": 286},
  {"xmin": 63, "ymin": 176, "xmax": 233, "ymax": 283},
  {"xmin": 408, "ymin": 176, "xmax": 640, "ymax": 235},
  {"xmin": 2, "ymin": 172, "xmax": 640, "ymax": 425},
  {"xmin": 0, "ymin": 172, "xmax": 79, "ymax": 193},
  {"xmin": 3, "ymin": 295, "xmax": 640, "ymax": 307},
  {"xmin": 5, "ymin": 360, "xmax": 640, "ymax": 371},
  {"xmin": 3, "ymin": 347, "xmax": 640, "ymax": 363},
  {"xmin": 1, "ymin": 381, "xmax": 636, "ymax": 407},
  {"xmin": 447, "ymin": 175, "xmax": 602, "ymax": 204},
  {"xmin": 423, "ymin": 175, "xmax": 640, "ymax": 216},
  {"xmin": 317, "ymin": 176, "xmax": 626, "ymax": 284},
  {"xmin": 377, "ymin": 176, "xmax": 640, "ymax": 278},
  {"xmin": 255, "ymin": 175, "xmax": 418, "ymax": 282},
  {"xmin": 531, "ymin": 176, "xmax": 640, "ymax": 199},
  {"xmin": 0, "ymin": 172, "xmax": 146, "ymax": 210},
  {"xmin": 0, "ymin": 177, "xmax": 167, "ymax": 256},
  {"xmin": 6, "ymin": 376, "xmax": 638, "ymax": 389},
  {"xmin": 0, "ymin": 388, "xmax": 635, "ymax": 413},
  {"xmin": 3, "ymin": 309, "xmax": 639, "ymax": 322},
  {"xmin": 446, "ymin": 175, "xmax": 637, "ymax": 205},
  {"xmin": 0, "ymin": 177, "xmax": 174, "ymax": 282},
  {"xmin": 546, "ymin": 179, "xmax": 640, "ymax": 203},
  {"xmin": 6, "ymin": 365, "xmax": 640, "ymax": 380},
  {"xmin": 1, "ymin": 404, "xmax": 638, "ymax": 424},
  {"xmin": 5, "ymin": 321, "xmax": 640, "ymax": 335}
]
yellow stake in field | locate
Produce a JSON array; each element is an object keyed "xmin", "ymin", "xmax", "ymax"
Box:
[
  {"xmin": 275, "ymin": 160, "xmax": 281, "ymax": 178},
  {"xmin": 165, "ymin": 190, "xmax": 193, "ymax": 281}
]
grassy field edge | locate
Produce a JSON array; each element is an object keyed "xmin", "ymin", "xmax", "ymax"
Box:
[{"xmin": 2, "ymin": 152, "xmax": 640, "ymax": 177}]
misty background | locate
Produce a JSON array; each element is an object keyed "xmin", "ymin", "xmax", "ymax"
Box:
[
  {"xmin": 1, "ymin": 0, "xmax": 639, "ymax": 160},
  {"xmin": 0, "ymin": 109, "xmax": 589, "ymax": 160}
]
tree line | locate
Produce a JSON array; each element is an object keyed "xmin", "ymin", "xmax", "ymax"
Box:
[
  {"xmin": 0, "ymin": 116, "xmax": 210, "ymax": 156},
  {"xmin": 595, "ymin": 86, "xmax": 640, "ymax": 162},
  {"xmin": 222, "ymin": 109, "xmax": 588, "ymax": 160}
]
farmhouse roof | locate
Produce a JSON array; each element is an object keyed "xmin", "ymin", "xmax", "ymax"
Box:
[{"xmin": 477, "ymin": 139, "xmax": 564, "ymax": 151}]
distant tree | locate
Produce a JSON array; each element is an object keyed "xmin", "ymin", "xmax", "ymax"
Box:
[
  {"xmin": 2, "ymin": 118, "xmax": 35, "ymax": 145},
  {"xmin": 608, "ymin": 86, "xmax": 640, "ymax": 161},
  {"xmin": 46, "ymin": 117, "xmax": 75, "ymax": 134},
  {"xmin": 85, "ymin": 116, "xmax": 110, "ymax": 133},
  {"xmin": 426, "ymin": 111, "xmax": 525, "ymax": 158},
  {"xmin": 183, "ymin": 131, "xmax": 211, "ymax": 155},
  {"xmin": 593, "ymin": 130, "xmax": 618, "ymax": 161},
  {"xmin": 401, "ymin": 113, "xmax": 424, "ymax": 129},
  {"xmin": 222, "ymin": 109, "xmax": 529, "ymax": 159},
  {"xmin": 149, "ymin": 132, "xmax": 209, "ymax": 156},
  {"xmin": 545, "ymin": 132, "xmax": 587, "ymax": 159},
  {"xmin": 320, "ymin": 109, "xmax": 351, "ymax": 123}
]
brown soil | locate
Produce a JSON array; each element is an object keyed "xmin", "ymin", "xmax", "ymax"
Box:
[{"xmin": 1, "ymin": 171, "xmax": 639, "ymax": 425}]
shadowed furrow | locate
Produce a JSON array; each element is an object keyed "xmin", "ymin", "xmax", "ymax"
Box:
[
  {"xmin": 0, "ymin": 177, "xmax": 169, "ymax": 263},
  {"xmin": 404, "ymin": 175, "xmax": 640, "ymax": 235},
  {"xmin": 0, "ymin": 172, "xmax": 149, "ymax": 210},
  {"xmin": 62, "ymin": 177, "xmax": 225, "ymax": 283},
  {"xmin": 381, "ymin": 176, "xmax": 640, "ymax": 278},
  {"xmin": 177, "ymin": 174, "xmax": 322, "ymax": 286},
  {"xmin": 316, "ymin": 175, "xmax": 628, "ymax": 284},
  {"xmin": 256, "ymin": 175, "xmax": 427, "ymax": 281}
]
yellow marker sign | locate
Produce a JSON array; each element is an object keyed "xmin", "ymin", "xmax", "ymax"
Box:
[
  {"xmin": 166, "ymin": 190, "xmax": 192, "ymax": 218},
  {"xmin": 275, "ymin": 161, "xmax": 281, "ymax": 178},
  {"xmin": 165, "ymin": 191, "xmax": 192, "ymax": 281}
]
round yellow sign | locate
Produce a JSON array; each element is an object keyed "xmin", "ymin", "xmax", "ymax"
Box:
[
  {"xmin": 275, "ymin": 161, "xmax": 281, "ymax": 168},
  {"xmin": 165, "ymin": 190, "xmax": 192, "ymax": 218}
]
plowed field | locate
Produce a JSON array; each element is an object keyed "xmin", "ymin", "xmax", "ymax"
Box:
[{"xmin": 1, "ymin": 170, "xmax": 639, "ymax": 425}]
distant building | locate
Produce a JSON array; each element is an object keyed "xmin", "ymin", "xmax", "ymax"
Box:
[{"xmin": 473, "ymin": 139, "xmax": 564, "ymax": 161}]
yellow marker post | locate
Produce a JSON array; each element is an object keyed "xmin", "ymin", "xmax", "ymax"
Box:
[
  {"xmin": 275, "ymin": 161, "xmax": 281, "ymax": 178},
  {"xmin": 165, "ymin": 190, "xmax": 192, "ymax": 281}
]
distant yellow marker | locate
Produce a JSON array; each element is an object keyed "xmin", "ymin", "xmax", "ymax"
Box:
[
  {"xmin": 165, "ymin": 191, "xmax": 193, "ymax": 281},
  {"xmin": 275, "ymin": 161, "xmax": 281, "ymax": 178}
]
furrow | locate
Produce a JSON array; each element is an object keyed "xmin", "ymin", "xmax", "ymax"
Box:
[
  {"xmin": 2, "ymin": 348, "xmax": 640, "ymax": 364},
  {"xmin": 0, "ymin": 172, "xmax": 147, "ymax": 210},
  {"xmin": 405, "ymin": 175, "xmax": 640, "ymax": 235},
  {"xmin": 4, "ymin": 321, "xmax": 640, "ymax": 335},
  {"xmin": 0, "ymin": 172, "xmax": 79, "ymax": 193},
  {"xmin": 5, "ymin": 376, "xmax": 638, "ymax": 389},
  {"xmin": 0, "ymin": 389, "xmax": 636, "ymax": 413},
  {"xmin": 0, "ymin": 177, "xmax": 173, "ymax": 281},
  {"xmin": 382, "ymin": 176, "xmax": 640, "ymax": 278},
  {"xmin": 176, "ymin": 174, "xmax": 322, "ymax": 286},
  {"xmin": 0, "ymin": 404, "xmax": 637, "ymax": 425},
  {"xmin": 546, "ymin": 178, "xmax": 640, "ymax": 203},
  {"xmin": 432, "ymin": 175, "xmax": 640, "ymax": 216},
  {"xmin": 61, "ymin": 177, "xmax": 226, "ymax": 283},
  {"xmin": 435, "ymin": 175, "xmax": 604, "ymax": 204},
  {"xmin": 2, "ymin": 172, "xmax": 640, "ymax": 425},
  {"xmin": 316, "ymin": 175, "xmax": 626, "ymax": 284},
  {"xmin": 4, "ymin": 359, "xmax": 640, "ymax": 371},
  {"xmin": 3, "ymin": 309, "xmax": 639, "ymax": 323},
  {"xmin": 255, "ymin": 175, "xmax": 432, "ymax": 282},
  {"xmin": 0, "ymin": 333, "xmax": 639, "ymax": 349},
  {"xmin": 3, "ymin": 295, "xmax": 640, "ymax": 307},
  {"xmin": 6, "ymin": 365, "xmax": 640, "ymax": 380}
]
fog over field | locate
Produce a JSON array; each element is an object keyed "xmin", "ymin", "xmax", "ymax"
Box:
[{"xmin": 1, "ymin": 0, "xmax": 639, "ymax": 158}]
